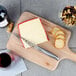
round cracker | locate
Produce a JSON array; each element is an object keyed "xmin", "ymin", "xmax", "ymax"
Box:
[
  {"xmin": 56, "ymin": 34, "xmax": 65, "ymax": 40},
  {"xmin": 52, "ymin": 27, "xmax": 60, "ymax": 36},
  {"xmin": 55, "ymin": 39, "xmax": 65, "ymax": 49},
  {"xmin": 55, "ymin": 30, "xmax": 65, "ymax": 37}
]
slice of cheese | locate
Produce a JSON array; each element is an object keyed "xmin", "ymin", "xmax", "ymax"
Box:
[{"xmin": 18, "ymin": 18, "xmax": 48, "ymax": 48}]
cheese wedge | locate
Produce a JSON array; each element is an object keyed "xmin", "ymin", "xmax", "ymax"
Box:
[{"xmin": 18, "ymin": 18, "xmax": 48, "ymax": 48}]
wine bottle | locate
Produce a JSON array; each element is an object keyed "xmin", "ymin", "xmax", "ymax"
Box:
[{"xmin": 0, "ymin": 5, "xmax": 9, "ymax": 27}]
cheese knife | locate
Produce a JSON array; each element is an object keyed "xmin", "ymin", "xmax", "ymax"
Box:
[{"xmin": 12, "ymin": 33, "xmax": 59, "ymax": 61}]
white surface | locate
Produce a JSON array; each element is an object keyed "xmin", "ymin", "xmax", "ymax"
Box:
[{"xmin": 0, "ymin": 54, "xmax": 27, "ymax": 76}]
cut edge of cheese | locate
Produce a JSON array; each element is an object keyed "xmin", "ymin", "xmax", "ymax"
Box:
[{"xmin": 18, "ymin": 17, "xmax": 48, "ymax": 48}]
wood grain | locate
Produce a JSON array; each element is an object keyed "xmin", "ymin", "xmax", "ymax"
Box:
[{"xmin": 7, "ymin": 12, "xmax": 76, "ymax": 71}]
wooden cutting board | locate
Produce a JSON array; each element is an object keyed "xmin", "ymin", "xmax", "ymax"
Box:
[{"xmin": 7, "ymin": 12, "xmax": 76, "ymax": 71}]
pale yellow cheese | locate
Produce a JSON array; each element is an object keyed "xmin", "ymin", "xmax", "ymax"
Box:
[{"xmin": 19, "ymin": 18, "xmax": 48, "ymax": 48}]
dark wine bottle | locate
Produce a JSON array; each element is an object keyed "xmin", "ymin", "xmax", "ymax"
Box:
[{"xmin": 0, "ymin": 5, "xmax": 9, "ymax": 27}]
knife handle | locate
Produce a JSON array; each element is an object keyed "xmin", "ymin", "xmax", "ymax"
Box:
[{"xmin": 34, "ymin": 46, "xmax": 59, "ymax": 61}]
